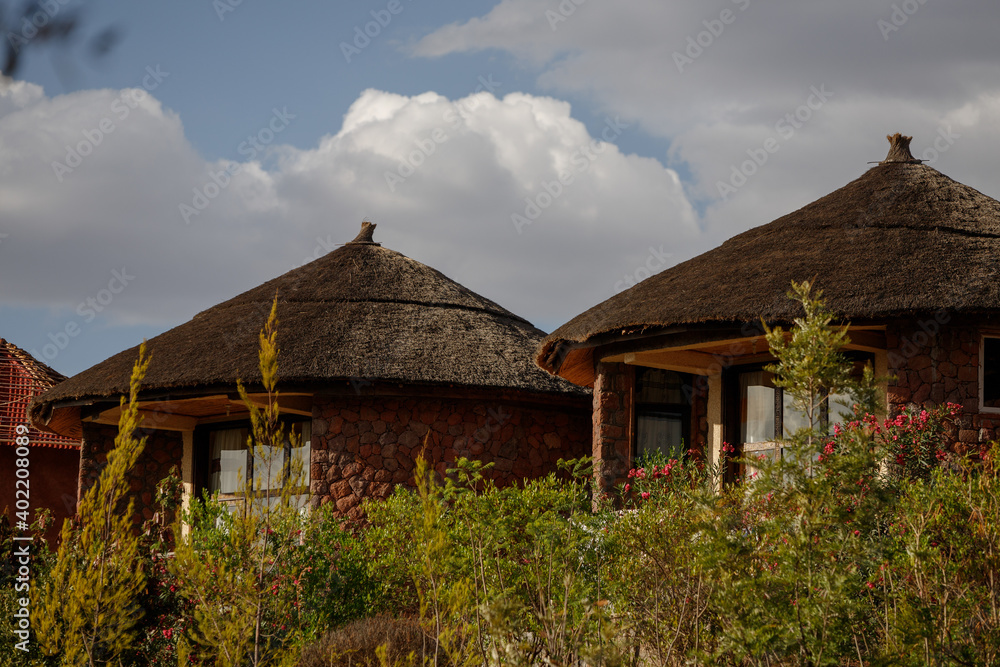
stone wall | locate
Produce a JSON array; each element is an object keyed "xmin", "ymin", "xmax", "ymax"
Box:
[
  {"xmin": 592, "ymin": 362, "xmax": 634, "ymax": 494},
  {"xmin": 885, "ymin": 316, "xmax": 996, "ymax": 451},
  {"xmin": 310, "ymin": 390, "xmax": 591, "ymax": 520},
  {"xmin": 79, "ymin": 422, "xmax": 183, "ymax": 524}
]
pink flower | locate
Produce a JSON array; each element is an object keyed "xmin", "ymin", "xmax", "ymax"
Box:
[
  {"xmin": 624, "ymin": 483, "xmax": 630, "ymax": 493},
  {"xmin": 640, "ymin": 491, "xmax": 650, "ymax": 500},
  {"xmin": 163, "ymin": 628, "xmax": 173, "ymax": 640}
]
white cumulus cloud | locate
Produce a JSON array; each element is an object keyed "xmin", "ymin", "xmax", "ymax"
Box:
[{"xmin": 0, "ymin": 82, "xmax": 698, "ymax": 336}]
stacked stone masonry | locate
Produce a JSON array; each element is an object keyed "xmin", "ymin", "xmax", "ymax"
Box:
[
  {"xmin": 592, "ymin": 362, "xmax": 634, "ymax": 494},
  {"xmin": 311, "ymin": 394, "xmax": 591, "ymax": 521},
  {"xmin": 886, "ymin": 318, "xmax": 998, "ymax": 451},
  {"xmin": 79, "ymin": 422, "xmax": 183, "ymax": 524}
]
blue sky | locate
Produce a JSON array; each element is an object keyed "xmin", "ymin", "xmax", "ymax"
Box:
[{"xmin": 3, "ymin": 0, "xmax": 1000, "ymax": 376}]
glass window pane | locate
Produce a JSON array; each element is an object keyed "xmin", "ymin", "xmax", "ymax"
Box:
[
  {"xmin": 209, "ymin": 428, "xmax": 248, "ymax": 495},
  {"xmin": 985, "ymin": 337, "xmax": 1000, "ymax": 409},
  {"xmin": 782, "ymin": 392, "xmax": 810, "ymax": 437},
  {"xmin": 253, "ymin": 444, "xmax": 285, "ymax": 491},
  {"xmin": 746, "ymin": 446, "xmax": 779, "ymax": 471},
  {"xmin": 827, "ymin": 392, "xmax": 854, "ymax": 432},
  {"xmin": 289, "ymin": 422, "xmax": 311, "ymax": 487},
  {"xmin": 741, "ymin": 371, "xmax": 775, "ymax": 444},
  {"xmin": 637, "ymin": 413, "xmax": 684, "ymax": 459},
  {"xmin": 636, "ymin": 368, "xmax": 685, "ymax": 404}
]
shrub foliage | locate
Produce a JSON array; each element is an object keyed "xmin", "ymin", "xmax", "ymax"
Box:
[{"xmin": 12, "ymin": 284, "xmax": 1000, "ymax": 665}]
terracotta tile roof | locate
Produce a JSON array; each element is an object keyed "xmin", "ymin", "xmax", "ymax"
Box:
[{"xmin": 1, "ymin": 338, "xmax": 79, "ymax": 449}]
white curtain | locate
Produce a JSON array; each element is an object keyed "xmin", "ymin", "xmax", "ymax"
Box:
[
  {"xmin": 741, "ymin": 372, "xmax": 775, "ymax": 444},
  {"xmin": 210, "ymin": 429, "xmax": 247, "ymax": 494},
  {"xmin": 637, "ymin": 414, "xmax": 683, "ymax": 459},
  {"xmin": 290, "ymin": 422, "xmax": 311, "ymax": 488},
  {"xmin": 782, "ymin": 391, "xmax": 810, "ymax": 437}
]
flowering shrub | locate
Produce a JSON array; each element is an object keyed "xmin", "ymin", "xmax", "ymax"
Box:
[
  {"xmin": 862, "ymin": 402, "xmax": 961, "ymax": 480},
  {"xmin": 18, "ymin": 285, "xmax": 1000, "ymax": 666},
  {"xmin": 623, "ymin": 454, "xmax": 693, "ymax": 503}
]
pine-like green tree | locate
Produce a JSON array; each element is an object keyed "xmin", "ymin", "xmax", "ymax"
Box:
[
  {"xmin": 33, "ymin": 343, "xmax": 152, "ymax": 666},
  {"xmin": 171, "ymin": 298, "xmax": 306, "ymax": 667}
]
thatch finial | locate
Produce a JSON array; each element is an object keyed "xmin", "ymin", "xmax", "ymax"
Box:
[
  {"xmin": 881, "ymin": 133, "xmax": 922, "ymax": 164},
  {"xmin": 349, "ymin": 221, "xmax": 379, "ymax": 245}
]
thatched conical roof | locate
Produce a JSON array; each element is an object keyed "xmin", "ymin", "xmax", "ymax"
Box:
[
  {"xmin": 537, "ymin": 134, "xmax": 1000, "ymax": 376},
  {"xmin": 32, "ymin": 223, "xmax": 583, "ymax": 421}
]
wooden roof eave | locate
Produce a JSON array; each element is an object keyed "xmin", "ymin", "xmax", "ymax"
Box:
[
  {"xmin": 601, "ymin": 326, "xmax": 887, "ymax": 377},
  {"xmin": 544, "ymin": 322, "xmax": 887, "ymax": 384},
  {"xmin": 38, "ymin": 392, "xmax": 315, "ymax": 438}
]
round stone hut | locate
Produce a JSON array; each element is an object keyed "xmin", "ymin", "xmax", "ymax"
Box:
[
  {"xmin": 31, "ymin": 223, "xmax": 591, "ymax": 520},
  {"xmin": 536, "ymin": 133, "xmax": 1000, "ymax": 492}
]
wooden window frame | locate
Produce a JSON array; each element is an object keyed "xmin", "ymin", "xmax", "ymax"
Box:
[
  {"xmin": 726, "ymin": 354, "xmax": 871, "ymax": 482},
  {"xmin": 632, "ymin": 367, "xmax": 693, "ymax": 464},
  {"xmin": 980, "ymin": 334, "xmax": 1000, "ymax": 415},
  {"xmin": 195, "ymin": 417, "xmax": 311, "ymax": 502}
]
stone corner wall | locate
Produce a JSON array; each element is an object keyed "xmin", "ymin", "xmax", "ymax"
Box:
[
  {"xmin": 885, "ymin": 317, "xmax": 997, "ymax": 453},
  {"xmin": 79, "ymin": 422, "xmax": 183, "ymax": 524},
  {"xmin": 592, "ymin": 362, "xmax": 634, "ymax": 494}
]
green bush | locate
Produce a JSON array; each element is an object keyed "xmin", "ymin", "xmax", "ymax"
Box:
[{"xmin": 21, "ymin": 282, "xmax": 1000, "ymax": 666}]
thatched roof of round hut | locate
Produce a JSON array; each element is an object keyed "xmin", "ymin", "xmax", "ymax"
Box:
[
  {"xmin": 537, "ymin": 133, "xmax": 1000, "ymax": 382},
  {"xmin": 33, "ymin": 223, "xmax": 584, "ymax": 430}
]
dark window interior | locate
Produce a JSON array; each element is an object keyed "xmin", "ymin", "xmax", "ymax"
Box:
[
  {"xmin": 634, "ymin": 368, "xmax": 692, "ymax": 462},
  {"xmin": 984, "ymin": 337, "xmax": 1000, "ymax": 409}
]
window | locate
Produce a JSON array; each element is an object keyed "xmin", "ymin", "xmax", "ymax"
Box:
[
  {"xmin": 207, "ymin": 421, "xmax": 311, "ymax": 508},
  {"xmin": 736, "ymin": 368, "xmax": 854, "ymax": 475},
  {"xmin": 983, "ymin": 336, "xmax": 1000, "ymax": 412},
  {"xmin": 635, "ymin": 368, "xmax": 691, "ymax": 461}
]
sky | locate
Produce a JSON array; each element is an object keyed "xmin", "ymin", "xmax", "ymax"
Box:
[{"xmin": 2, "ymin": 0, "xmax": 1000, "ymax": 377}]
